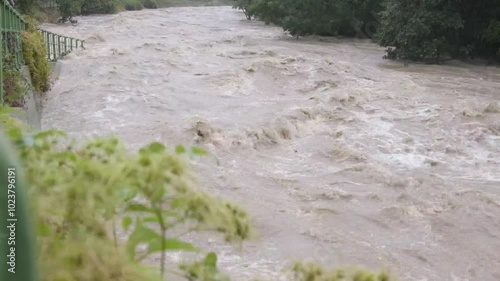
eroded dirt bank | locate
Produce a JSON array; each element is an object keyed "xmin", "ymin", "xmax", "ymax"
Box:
[{"xmin": 41, "ymin": 6, "xmax": 500, "ymax": 281}]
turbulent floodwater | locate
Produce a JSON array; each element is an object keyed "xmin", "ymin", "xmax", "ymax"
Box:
[{"xmin": 41, "ymin": 6, "xmax": 500, "ymax": 281}]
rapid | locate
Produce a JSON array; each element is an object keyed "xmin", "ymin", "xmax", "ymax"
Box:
[{"xmin": 41, "ymin": 6, "xmax": 500, "ymax": 281}]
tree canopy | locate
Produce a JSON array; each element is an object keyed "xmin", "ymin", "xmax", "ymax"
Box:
[{"xmin": 233, "ymin": 0, "xmax": 500, "ymax": 63}]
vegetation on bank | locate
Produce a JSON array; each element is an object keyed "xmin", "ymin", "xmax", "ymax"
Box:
[
  {"xmin": 21, "ymin": 16, "xmax": 51, "ymax": 93},
  {"xmin": 1, "ymin": 54, "xmax": 28, "ymax": 107},
  {"xmin": 232, "ymin": 0, "xmax": 500, "ymax": 63},
  {"xmin": 0, "ymin": 110, "xmax": 396, "ymax": 281},
  {"xmin": 1, "ymin": 15, "xmax": 51, "ymax": 108}
]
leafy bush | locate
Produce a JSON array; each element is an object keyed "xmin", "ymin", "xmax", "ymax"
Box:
[
  {"xmin": 376, "ymin": 0, "xmax": 463, "ymax": 62},
  {"xmin": 2, "ymin": 118, "xmax": 251, "ymax": 281},
  {"xmin": 0, "ymin": 112, "xmax": 398, "ymax": 281},
  {"xmin": 232, "ymin": 0, "xmax": 256, "ymax": 20},
  {"xmin": 2, "ymin": 54, "xmax": 28, "ymax": 107},
  {"xmin": 377, "ymin": 0, "xmax": 500, "ymax": 62},
  {"xmin": 123, "ymin": 0, "xmax": 144, "ymax": 10},
  {"xmin": 292, "ymin": 262, "xmax": 391, "ymax": 281},
  {"xmin": 55, "ymin": 0, "xmax": 82, "ymax": 22},
  {"xmin": 483, "ymin": 20, "xmax": 500, "ymax": 60},
  {"xmin": 247, "ymin": 0, "xmax": 287, "ymax": 25},
  {"xmin": 233, "ymin": 0, "xmax": 383, "ymax": 38},
  {"xmin": 21, "ymin": 17, "xmax": 51, "ymax": 93},
  {"xmin": 80, "ymin": 0, "xmax": 119, "ymax": 15},
  {"xmin": 18, "ymin": 0, "xmax": 35, "ymax": 14},
  {"xmin": 142, "ymin": 0, "xmax": 158, "ymax": 9}
]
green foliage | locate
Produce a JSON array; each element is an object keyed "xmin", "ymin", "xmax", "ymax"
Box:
[
  {"xmin": 376, "ymin": 0, "xmax": 463, "ymax": 62},
  {"xmin": 55, "ymin": 0, "xmax": 82, "ymax": 22},
  {"xmin": 233, "ymin": 0, "xmax": 382, "ymax": 37},
  {"xmin": 123, "ymin": 0, "xmax": 143, "ymax": 10},
  {"xmin": 377, "ymin": 0, "xmax": 500, "ymax": 62},
  {"xmin": 80, "ymin": 0, "xmax": 119, "ymax": 15},
  {"xmin": 2, "ymin": 54, "xmax": 28, "ymax": 107},
  {"xmin": 232, "ymin": 0, "xmax": 256, "ymax": 20},
  {"xmin": 234, "ymin": 0, "xmax": 499, "ymax": 63},
  {"xmin": 0, "ymin": 113, "xmax": 399, "ymax": 280},
  {"xmin": 21, "ymin": 16, "xmax": 51, "ymax": 93},
  {"xmin": 179, "ymin": 252, "xmax": 231, "ymax": 281},
  {"xmin": 292, "ymin": 262, "xmax": 392, "ymax": 281},
  {"xmin": 249, "ymin": 0, "xmax": 287, "ymax": 25},
  {"xmin": 56, "ymin": 0, "xmax": 157, "ymax": 20},
  {"xmin": 142, "ymin": 0, "xmax": 158, "ymax": 9},
  {"xmin": 2, "ymin": 120, "xmax": 251, "ymax": 281},
  {"xmin": 18, "ymin": 0, "xmax": 35, "ymax": 13},
  {"xmin": 483, "ymin": 20, "xmax": 500, "ymax": 59}
]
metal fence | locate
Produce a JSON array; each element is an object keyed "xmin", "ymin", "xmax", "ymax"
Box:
[
  {"xmin": 39, "ymin": 30, "xmax": 84, "ymax": 62},
  {"xmin": 1, "ymin": 0, "xmax": 26, "ymax": 68},
  {"xmin": 1, "ymin": 0, "xmax": 84, "ymax": 104}
]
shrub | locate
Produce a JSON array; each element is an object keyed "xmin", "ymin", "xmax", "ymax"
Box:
[
  {"xmin": 377, "ymin": 0, "xmax": 500, "ymax": 62},
  {"xmin": 21, "ymin": 17, "xmax": 51, "ymax": 93},
  {"xmin": 376, "ymin": 0, "xmax": 463, "ymax": 62},
  {"xmin": 483, "ymin": 20, "xmax": 500, "ymax": 61},
  {"xmin": 0, "ymin": 113, "xmax": 398, "ymax": 281},
  {"xmin": 233, "ymin": 0, "xmax": 383, "ymax": 38},
  {"xmin": 142, "ymin": 0, "xmax": 158, "ymax": 9},
  {"xmin": 2, "ymin": 118, "xmax": 251, "ymax": 281},
  {"xmin": 80, "ymin": 0, "xmax": 119, "ymax": 15},
  {"xmin": 123, "ymin": 0, "xmax": 143, "ymax": 10},
  {"xmin": 2, "ymin": 54, "xmax": 28, "ymax": 107},
  {"xmin": 55, "ymin": 0, "xmax": 82, "ymax": 23},
  {"xmin": 292, "ymin": 262, "xmax": 392, "ymax": 281},
  {"xmin": 232, "ymin": 0, "xmax": 256, "ymax": 20}
]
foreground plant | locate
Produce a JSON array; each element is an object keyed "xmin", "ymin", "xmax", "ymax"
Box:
[
  {"xmin": 2, "ymin": 117, "xmax": 250, "ymax": 281},
  {"xmin": 0, "ymin": 111, "xmax": 396, "ymax": 281},
  {"xmin": 292, "ymin": 262, "xmax": 391, "ymax": 281}
]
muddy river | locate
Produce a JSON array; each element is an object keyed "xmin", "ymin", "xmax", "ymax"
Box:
[{"xmin": 41, "ymin": 6, "xmax": 500, "ymax": 281}]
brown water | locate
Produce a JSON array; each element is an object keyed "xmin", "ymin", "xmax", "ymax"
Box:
[{"xmin": 41, "ymin": 6, "xmax": 500, "ymax": 281}]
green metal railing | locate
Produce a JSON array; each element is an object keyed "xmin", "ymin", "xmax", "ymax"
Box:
[
  {"xmin": 39, "ymin": 29, "xmax": 84, "ymax": 62},
  {"xmin": 1, "ymin": 0, "xmax": 26, "ymax": 69},
  {"xmin": 0, "ymin": 0, "xmax": 84, "ymax": 104}
]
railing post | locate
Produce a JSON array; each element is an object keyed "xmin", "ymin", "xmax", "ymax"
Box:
[
  {"xmin": 45, "ymin": 31, "xmax": 50, "ymax": 61},
  {"xmin": 51, "ymin": 33, "xmax": 55, "ymax": 61},
  {"xmin": 57, "ymin": 35, "xmax": 60, "ymax": 60}
]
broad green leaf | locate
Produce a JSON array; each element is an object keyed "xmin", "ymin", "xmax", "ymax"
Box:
[
  {"xmin": 0, "ymin": 106, "xmax": 25, "ymax": 116},
  {"xmin": 151, "ymin": 185, "xmax": 167, "ymax": 202},
  {"xmin": 122, "ymin": 216, "xmax": 133, "ymax": 231},
  {"xmin": 142, "ymin": 216, "xmax": 160, "ymax": 223},
  {"xmin": 148, "ymin": 142, "xmax": 166, "ymax": 153},
  {"xmin": 191, "ymin": 147, "xmax": 208, "ymax": 156},
  {"xmin": 171, "ymin": 198, "xmax": 186, "ymax": 209},
  {"xmin": 204, "ymin": 252, "xmax": 218, "ymax": 268},
  {"xmin": 147, "ymin": 238, "xmax": 199, "ymax": 254},
  {"xmin": 126, "ymin": 220, "xmax": 162, "ymax": 260},
  {"xmin": 125, "ymin": 203, "xmax": 154, "ymax": 214},
  {"xmin": 118, "ymin": 188, "xmax": 137, "ymax": 202},
  {"xmin": 175, "ymin": 145, "xmax": 186, "ymax": 154}
]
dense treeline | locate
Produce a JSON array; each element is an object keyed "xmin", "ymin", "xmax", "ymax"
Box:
[
  {"xmin": 55, "ymin": 0, "xmax": 159, "ymax": 22},
  {"xmin": 233, "ymin": 0, "xmax": 500, "ymax": 63}
]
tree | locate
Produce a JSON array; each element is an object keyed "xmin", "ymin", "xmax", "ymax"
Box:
[
  {"xmin": 376, "ymin": 0, "xmax": 463, "ymax": 62},
  {"xmin": 234, "ymin": 0, "xmax": 383, "ymax": 38},
  {"xmin": 232, "ymin": 0, "xmax": 256, "ymax": 20},
  {"xmin": 377, "ymin": 0, "xmax": 500, "ymax": 62},
  {"xmin": 56, "ymin": 0, "xmax": 83, "ymax": 23}
]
